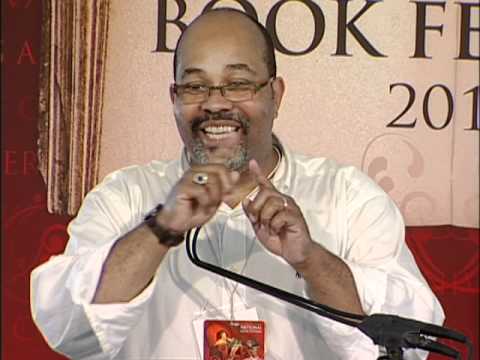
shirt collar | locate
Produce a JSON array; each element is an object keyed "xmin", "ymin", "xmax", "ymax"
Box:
[{"xmin": 270, "ymin": 133, "xmax": 293, "ymax": 194}]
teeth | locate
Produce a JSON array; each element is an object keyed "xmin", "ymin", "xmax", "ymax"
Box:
[
  {"xmin": 204, "ymin": 126, "xmax": 237, "ymax": 134},
  {"xmin": 206, "ymin": 132, "xmax": 232, "ymax": 140}
]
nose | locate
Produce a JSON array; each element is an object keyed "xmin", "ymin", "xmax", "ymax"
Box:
[{"xmin": 200, "ymin": 88, "xmax": 233, "ymax": 113}]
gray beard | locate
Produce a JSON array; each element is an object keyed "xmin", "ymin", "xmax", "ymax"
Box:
[{"xmin": 190, "ymin": 140, "xmax": 249, "ymax": 171}]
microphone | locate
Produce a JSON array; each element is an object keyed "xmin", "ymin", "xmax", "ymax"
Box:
[
  {"xmin": 357, "ymin": 314, "xmax": 467, "ymax": 359},
  {"xmin": 185, "ymin": 227, "xmax": 472, "ymax": 359}
]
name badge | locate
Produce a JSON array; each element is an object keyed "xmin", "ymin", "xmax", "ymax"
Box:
[
  {"xmin": 204, "ymin": 319, "xmax": 265, "ymax": 360},
  {"xmin": 193, "ymin": 307, "xmax": 264, "ymax": 359}
]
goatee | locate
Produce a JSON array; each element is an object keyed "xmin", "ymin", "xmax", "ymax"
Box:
[{"xmin": 189, "ymin": 110, "xmax": 251, "ymax": 171}]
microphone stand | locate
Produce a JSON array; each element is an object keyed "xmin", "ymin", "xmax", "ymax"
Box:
[{"xmin": 185, "ymin": 227, "xmax": 473, "ymax": 360}]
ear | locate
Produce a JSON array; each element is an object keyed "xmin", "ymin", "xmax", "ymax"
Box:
[
  {"xmin": 169, "ymin": 84, "xmax": 176, "ymax": 104},
  {"xmin": 271, "ymin": 77, "xmax": 285, "ymax": 118}
]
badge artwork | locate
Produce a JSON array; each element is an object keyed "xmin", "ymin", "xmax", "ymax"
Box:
[{"xmin": 204, "ymin": 320, "xmax": 265, "ymax": 360}]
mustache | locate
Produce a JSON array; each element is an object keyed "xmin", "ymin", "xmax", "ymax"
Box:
[{"xmin": 191, "ymin": 111, "xmax": 250, "ymax": 131}]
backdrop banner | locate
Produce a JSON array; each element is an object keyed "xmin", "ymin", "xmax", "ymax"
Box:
[{"xmin": 39, "ymin": 0, "xmax": 479, "ymax": 227}]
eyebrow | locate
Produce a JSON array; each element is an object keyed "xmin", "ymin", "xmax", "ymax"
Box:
[
  {"xmin": 180, "ymin": 63, "xmax": 257, "ymax": 80},
  {"xmin": 181, "ymin": 68, "xmax": 204, "ymax": 80},
  {"xmin": 225, "ymin": 63, "xmax": 257, "ymax": 75}
]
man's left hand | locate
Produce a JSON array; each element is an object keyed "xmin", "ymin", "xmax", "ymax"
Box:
[{"xmin": 242, "ymin": 159, "xmax": 313, "ymax": 267}]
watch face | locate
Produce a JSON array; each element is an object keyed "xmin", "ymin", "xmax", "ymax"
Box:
[{"xmin": 144, "ymin": 210, "xmax": 184, "ymax": 247}]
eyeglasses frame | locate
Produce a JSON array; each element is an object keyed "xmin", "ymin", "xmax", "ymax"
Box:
[{"xmin": 172, "ymin": 78, "xmax": 274, "ymax": 104}]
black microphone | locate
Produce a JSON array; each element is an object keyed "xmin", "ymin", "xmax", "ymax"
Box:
[
  {"xmin": 186, "ymin": 227, "xmax": 472, "ymax": 360},
  {"xmin": 404, "ymin": 334, "xmax": 459, "ymax": 359},
  {"xmin": 357, "ymin": 314, "xmax": 466, "ymax": 359},
  {"xmin": 358, "ymin": 314, "xmax": 467, "ymax": 343}
]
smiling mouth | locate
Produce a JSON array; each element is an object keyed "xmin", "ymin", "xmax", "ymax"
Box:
[{"xmin": 201, "ymin": 125, "xmax": 241, "ymax": 140}]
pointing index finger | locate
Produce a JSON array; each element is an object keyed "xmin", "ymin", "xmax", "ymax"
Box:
[{"xmin": 249, "ymin": 159, "xmax": 273, "ymax": 189}]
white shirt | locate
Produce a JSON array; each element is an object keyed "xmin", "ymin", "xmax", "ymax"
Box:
[{"xmin": 30, "ymin": 143, "xmax": 444, "ymax": 360}]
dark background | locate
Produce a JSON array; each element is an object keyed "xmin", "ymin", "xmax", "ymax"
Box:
[{"xmin": 2, "ymin": 1, "xmax": 478, "ymax": 359}]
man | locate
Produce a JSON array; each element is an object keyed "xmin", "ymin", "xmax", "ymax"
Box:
[
  {"xmin": 31, "ymin": 8, "xmax": 444, "ymax": 360},
  {"xmin": 245, "ymin": 339, "xmax": 262, "ymax": 360}
]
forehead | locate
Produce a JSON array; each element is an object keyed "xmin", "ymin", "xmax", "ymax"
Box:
[{"xmin": 176, "ymin": 13, "xmax": 268, "ymax": 79}]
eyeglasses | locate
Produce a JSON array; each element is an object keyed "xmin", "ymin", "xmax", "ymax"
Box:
[{"xmin": 173, "ymin": 78, "xmax": 272, "ymax": 104}]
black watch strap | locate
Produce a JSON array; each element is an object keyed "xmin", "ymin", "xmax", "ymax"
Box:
[{"xmin": 144, "ymin": 204, "xmax": 184, "ymax": 247}]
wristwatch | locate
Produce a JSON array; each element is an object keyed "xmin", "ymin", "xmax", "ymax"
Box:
[{"xmin": 144, "ymin": 204, "xmax": 184, "ymax": 247}]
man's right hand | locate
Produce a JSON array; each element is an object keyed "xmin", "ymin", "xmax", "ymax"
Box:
[
  {"xmin": 92, "ymin": 165, "xmax": 239, "ymax": 303},
  {"xmin": 156, "ymin": 164, "xmax": 240, "ymax": 234}
]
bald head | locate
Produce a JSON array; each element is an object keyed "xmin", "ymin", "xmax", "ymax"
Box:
[{"xmin": 173, "ymin": 8, "xmax": 276, "ymax": 81}]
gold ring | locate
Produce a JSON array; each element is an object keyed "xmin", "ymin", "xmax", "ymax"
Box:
[{"xmin": 192, "ymin": 172, "xmax": 209, "ymax": 185}]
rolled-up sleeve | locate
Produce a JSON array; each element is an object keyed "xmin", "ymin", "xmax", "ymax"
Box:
[
  {"xmin": 30, "ymin": 173, "xmax": 158, "ymax": 359},
  {"xmin": 309, "ymin": 168, "xmax": 445, "ymax": 359}
]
